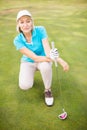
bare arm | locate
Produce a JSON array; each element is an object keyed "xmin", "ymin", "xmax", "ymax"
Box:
[
  {"xmin": 42, "ymin": 38, "xmax": 69, "ymax": 71},
  {"xmin": 57, "ymin": 57, "xmax": 69, "ymax": 71},
  {"xmin": 19, "ymin": 47, "xmax": 51, "ymax": 62},
  {"xmin": 42, "ymin": 38, "xmax": 51, "ymax": 57}
]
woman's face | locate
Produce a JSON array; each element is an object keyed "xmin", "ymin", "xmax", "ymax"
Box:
[{"xmin": 18, "ymin": 16, "xmax": 33, "ymax": 33}]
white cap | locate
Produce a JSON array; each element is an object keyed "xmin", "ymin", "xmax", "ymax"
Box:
[{"xmin": 16, "ymin": 10, "xmax": 32, "ymax": 21}]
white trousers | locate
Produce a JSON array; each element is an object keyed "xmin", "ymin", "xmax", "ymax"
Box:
[{"xmin": 19, "ymin": 62, "xmax": 52, "ymax": 90}]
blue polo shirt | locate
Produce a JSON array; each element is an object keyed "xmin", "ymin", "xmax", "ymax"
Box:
[{"xmin": 14, "ymin": 26, "xmax": 48, "ymax": 62}]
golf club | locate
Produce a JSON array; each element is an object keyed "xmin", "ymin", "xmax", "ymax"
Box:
[{"xmin": 51, "ymin": 41, "xmax": 67, "ymax": 120}]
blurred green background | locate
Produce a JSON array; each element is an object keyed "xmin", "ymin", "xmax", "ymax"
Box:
[{"xmin": 0, "ymin": 0, "xmax": 87, "ymax": 130}]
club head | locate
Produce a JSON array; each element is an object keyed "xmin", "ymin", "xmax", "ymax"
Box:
[{"xmin": 58, "ymin": 111, "xmax": 67, "ymax": 120}]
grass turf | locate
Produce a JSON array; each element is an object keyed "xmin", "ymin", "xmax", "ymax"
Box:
[{"xmin": 0, "ymin": 0, "xmax": 87, "ymax": 130}]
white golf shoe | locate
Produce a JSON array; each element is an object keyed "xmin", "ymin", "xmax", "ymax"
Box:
[{"xmin": 44, "ymin": 90, "xmax": 54, "ymax": 106}]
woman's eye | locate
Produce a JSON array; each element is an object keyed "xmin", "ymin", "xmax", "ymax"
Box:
[
  {"xmin": 20, "ymin": 21, "xmax": 24, "ymax": 24},
  {"xmin": 27, "ymin": 20, "xmax": 31, "ymax": 23},
  {"xmin": 19, "ymin": 19, "xmax": 31, "ymax": 24}
]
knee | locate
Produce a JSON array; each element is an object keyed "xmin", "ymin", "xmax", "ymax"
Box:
[
  {"xmin": 19, "ymin": 82, "xmax": 33, "ymax": 90},
  {"xmin": 43, "ymin": 63, "xmax": 52, "ymax": 72}
]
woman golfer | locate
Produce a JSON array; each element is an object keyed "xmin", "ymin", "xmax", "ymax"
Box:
[{"xmin": 14, "ymin": 10, "xmax": 69, "ymax": 106}]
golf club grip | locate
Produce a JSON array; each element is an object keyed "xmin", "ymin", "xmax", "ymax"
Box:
[{"xmin": 51, "ymin": 42, "xmax": 58, "ymax": 67}]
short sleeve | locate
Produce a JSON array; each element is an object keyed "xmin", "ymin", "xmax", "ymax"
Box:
[
  {"xmin": 39, "ymin": 26, "xmax": 48, "ymax": 40},
  {"xmin": 13, "ymin": 35, "xmax": 26, "ymax": 50}
]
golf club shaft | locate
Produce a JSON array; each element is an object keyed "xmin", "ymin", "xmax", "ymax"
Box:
[
  {"xmin": 51, "ymin": 41, "xmax": 58, "ymax": 67},
  {"xmin": 51, "ymin": 41, "xmax": 65, "ymax": 111}
]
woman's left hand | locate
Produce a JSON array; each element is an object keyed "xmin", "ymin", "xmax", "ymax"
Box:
[
  {"xmin": 57, "ymin": 57, "xmax": 69, "ymax": 72},
  {"xmin": 62, "ymin": 62, "xmax": 69, "ymax": 71}
]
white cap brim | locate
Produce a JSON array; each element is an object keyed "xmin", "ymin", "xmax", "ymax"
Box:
[{"xmin": 16, "ymin": 10, "xmax": 32, "ymax": 21}]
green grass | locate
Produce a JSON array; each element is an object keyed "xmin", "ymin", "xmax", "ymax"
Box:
[{"xmin": 0, "ymin": 0, "xmax": 87, "ymax": 130}]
